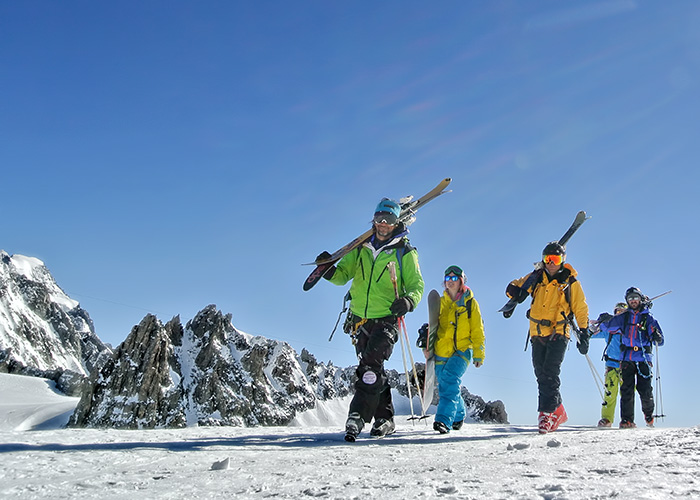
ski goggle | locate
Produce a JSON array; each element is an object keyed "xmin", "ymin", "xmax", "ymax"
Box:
[
  {"xmin": 626, "ymin": 294, "xmax": 642, "ymax": 303},
  {"xmin": 373, "ymin": 212, "xmax": 398, "ymax": 225},
  {"xmin": 543, "ymin": 254, "xmax": 564, "ymax": 266},
  {"xmin": 445, "ymin": 275, "xmax": 460, "ymax": 282}
]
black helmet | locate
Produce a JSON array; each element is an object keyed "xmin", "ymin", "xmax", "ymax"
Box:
[
  {"xmin": 625, "ymin": 287, "xmax": 643, "ymax": 301},
  {"xmin": 542, "ymin": 241, "xmax": 565, "ymax": 256}
]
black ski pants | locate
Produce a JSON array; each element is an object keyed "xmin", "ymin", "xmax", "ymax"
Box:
[
  {"xmin": 620, "ymin": 360, "xmax": 654, "ymax": 423},
  {"xmin": 348, "ymin": 317, "xmax": 398, "ymax": 424},
  {"xmin": 531, "ymin": 335, "xmax": 568, "ymax": 413}
]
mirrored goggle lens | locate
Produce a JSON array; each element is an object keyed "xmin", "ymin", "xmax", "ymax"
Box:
[
  {"xmin": 627, "ymin": 294, "xmax": 641, "ymax": 302},
  {"xmin": 543, "ymin": 254, "xmax": 564, "ymax": 265},
  {"xmin": 445, "ymin": 275, "xmax": 460, "ymax": 282},
  {"xmin": 373, "ymin": 212, "xmax": 398, "ymax": 225}
]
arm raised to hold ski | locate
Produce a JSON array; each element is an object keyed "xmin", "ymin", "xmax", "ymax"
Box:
[
  {"xmin": 303, "ymin": 178, "xmax": 452, "ymax": 291},
  {"xmin": 500, "ymin": 211, "xmax": 590, "ymax": 317}
]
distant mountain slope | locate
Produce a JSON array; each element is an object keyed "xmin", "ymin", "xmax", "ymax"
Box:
[{"xmin": 0, "ymin": 251, "xmax": 112, "ymax": 394}]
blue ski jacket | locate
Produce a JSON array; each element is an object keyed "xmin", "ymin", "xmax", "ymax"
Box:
[
  {"xmin": 590, "ymin": 328, "xmax": 622, "ymax": 368},
  {"xmin": 600, "ymin": 307, "xmax": 663, "ymax": 363}
]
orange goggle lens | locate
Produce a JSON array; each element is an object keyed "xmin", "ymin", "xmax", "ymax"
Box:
[{"xmin": 543, "ymin": 254, "xmax": 564, "ymax": 266}]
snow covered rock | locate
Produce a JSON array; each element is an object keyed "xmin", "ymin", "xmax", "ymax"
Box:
[
  {"xmin": 70, "ymin": 305, "xmax": 319, "ymax": 428},
  {"xmin": 0, "ymin": 251, "xmax": 111, "ymax": 395}
]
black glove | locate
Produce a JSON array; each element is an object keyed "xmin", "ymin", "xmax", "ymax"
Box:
[
  {"xmin": 316, "ymin": 251, "xmax": 332, "ymax": 263},
  {"xmin": 315, "ymin": 251, "xmax": 336, "ymax": 279},
  {"xmin": 416, "ymin": 323, "xmax": 428, "ymax": 348},
  {"xmin": 651, "ymin": 329, "xmax": 663, "ymax": 344},
  {"xmin": 576, "ymin": 327, "xmax": 590, "ymax": 355},
  {"xmin": 390, "ymin": 297, "xmax": 414, "ymax": 317},
  {"xmin": 506, "ymin": 283, "xmax": 529, "ymax": 304},
  {"xmin": 596, "ymin": 312, "xmax": 613, "ymax": 324}
]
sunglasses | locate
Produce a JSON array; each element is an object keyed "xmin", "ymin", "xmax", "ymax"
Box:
[
  {"xmin": 373, "ymin": 213, "xmax": 398, "ymax": 225},
  {"xmin": 627, "ymin": 295, "xmax": 641, "ymax": 302},
  {"xmin": 543, "ymin": 254, "xmax": 564, "ymax": 266},
  {"xmin": 444, "ymin": 275, "xmax": 460, "ymax": 282}
]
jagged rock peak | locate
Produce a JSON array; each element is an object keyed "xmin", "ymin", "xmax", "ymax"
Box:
[
  {"xmin": 70, "ymin": 305, "xmax": 319, "ymax": 429},
  {"xmin": 0, "ymin": 251, "xmax": 111, "ymax": 394}
]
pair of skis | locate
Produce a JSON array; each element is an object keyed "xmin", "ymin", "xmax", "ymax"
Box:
[
  {"xmin": 302, "ymin": 178, "xmax": 452, "ymax": 291},
  {"xmin": 499, "ymin": 210, "xmax": 590, "ymax": 318}
]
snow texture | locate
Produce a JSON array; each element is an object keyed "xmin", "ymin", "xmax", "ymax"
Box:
[{"xmin": 2, "ymin": 372, "xmax": 699, "ymax": 499}]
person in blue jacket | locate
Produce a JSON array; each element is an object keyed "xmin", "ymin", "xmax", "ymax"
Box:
[
  {"xmin": 600, "ymin": 287, "xmax": 664, "ymax": 428},
  {"xmin": 590, "ymin": 302, "xmax": 627, "ymax": 427}
]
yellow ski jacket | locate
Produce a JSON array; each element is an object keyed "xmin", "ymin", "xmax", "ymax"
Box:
[
  {"xmin": 509, "ymin": 263, "xmax": 589, "ymax": 339},
  {"xmin": 434, "ymin": 288, "xmax": 485, "ymax": 362}
]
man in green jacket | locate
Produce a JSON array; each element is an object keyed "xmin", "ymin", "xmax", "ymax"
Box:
[{"xmin": 319, "ymin": 198, "xmax": 424, "ymax": 441}]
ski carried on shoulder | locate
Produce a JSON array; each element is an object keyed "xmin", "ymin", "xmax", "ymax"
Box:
[
  {"xmin": 303, "ymin": 178, "xmax": 452, "ymax": 291},
  {"xmin": 499, "ymin": 210, "xmax": 590, "ymax": 318},
  {"xmin": 420, "ymin": 289, "xmax": 440, "ymax": 416}
]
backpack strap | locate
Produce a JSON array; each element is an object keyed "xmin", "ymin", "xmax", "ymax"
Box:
[
  {"xmin": 456, "ymin": 293, "xmax": 473, "ymax": 319},
  {"xmin": 394, "ymin": 240, "xmax": 415, "ymax": 283}
]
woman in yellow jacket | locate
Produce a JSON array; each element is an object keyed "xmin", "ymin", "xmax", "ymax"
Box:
[{"xmin": 432, "ymin": 265, "xmax": 485, "ymax": 434}]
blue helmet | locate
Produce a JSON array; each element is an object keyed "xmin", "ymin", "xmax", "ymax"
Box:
[{"xmin": 374, "ymin": 198, "xmax": 401, "ymax": 219}]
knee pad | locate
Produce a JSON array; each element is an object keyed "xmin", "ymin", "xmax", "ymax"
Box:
[{"xmin": 356, "ymin": 366, "xmax": 385, "ymax": 394}]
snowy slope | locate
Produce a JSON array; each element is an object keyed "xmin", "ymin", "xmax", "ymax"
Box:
[
  {"xmin": 1, "ymin": 372, "xmax": 699, "ymax": 499},
  {"xmin": 0, "ymin": 373, "xmax": 79, "ymax": 432}
]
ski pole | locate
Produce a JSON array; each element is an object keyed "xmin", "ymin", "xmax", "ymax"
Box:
[
  {"xmin": 561, "ymin": 312, "xmax": 606, "ymax": 402},
  {"xmin": 396, "ymin": 318, "xmax": 417, "ymax": 421},
  {"xmin": 387, "ymin": 262, "xmax": 425, "ymax": 421},
  {"xmin": 654, "ymin": 342, "xmax": 666, "ymax": 419}
]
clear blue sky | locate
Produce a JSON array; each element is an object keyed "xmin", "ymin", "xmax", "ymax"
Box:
[{"xmin": 2, "ymin": 1, "xmax": 698, "ymax": 427}]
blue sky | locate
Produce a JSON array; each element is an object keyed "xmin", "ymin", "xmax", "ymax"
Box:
[{"xmin": 2, "ymin": 1, "xmax": 699, "ymax": 427}]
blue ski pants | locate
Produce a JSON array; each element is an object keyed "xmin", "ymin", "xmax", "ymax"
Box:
[{"xmin": 434, "ymin": 351, "xmax": 471, "ymax": 427}]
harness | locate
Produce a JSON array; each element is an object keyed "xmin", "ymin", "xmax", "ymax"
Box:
[
  {"xmin": 526, "ymin": 274, "xmax": 575, "ymax": 336},
  {"xmin": 330, "ymin": 242, "xmax": 412, "ymax": 343},
  {"xmin": 620, "ymin": 310, "xmax": 654, "ymax": 377}
]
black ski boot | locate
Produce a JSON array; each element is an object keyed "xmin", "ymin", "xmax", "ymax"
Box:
[
  {"xmin": 452, "ymin": 420, "xmax": 463, "ymax": 431},
  {"xmin": 370, "ymin": 418, "xmax": 395, "ymax": 438},
  {"xmin": 433, "ymin": 421, "xmax": 449, "ymax": 434},
  {"xmin": 344, "ymin": 412, "xmax": 364, "ymax": 442}
]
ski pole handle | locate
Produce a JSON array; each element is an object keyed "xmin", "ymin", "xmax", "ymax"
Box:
[{"xmin": 387, "ymin": 261, "xmax": 399, "ymax": 299}]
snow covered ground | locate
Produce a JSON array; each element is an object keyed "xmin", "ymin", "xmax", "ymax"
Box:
[{"xmin": 1, "ymin": 372, "xmax": 699, "ymax": 499}]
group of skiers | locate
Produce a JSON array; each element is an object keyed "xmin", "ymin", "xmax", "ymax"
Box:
[{"xmin": 316, "ymin": 198, "xmax": 664, "ymax": 440}]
